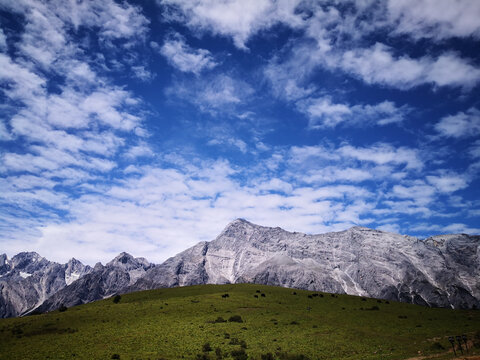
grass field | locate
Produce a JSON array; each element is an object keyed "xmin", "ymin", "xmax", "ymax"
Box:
[{"xmin": 0, "ymin": 284, "xmax": 479, "ymax": 360}]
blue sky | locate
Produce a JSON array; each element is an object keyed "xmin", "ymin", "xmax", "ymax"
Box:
[{"xmin": 0, "ymin": 0, "xmax": 479, "ymax": 265}]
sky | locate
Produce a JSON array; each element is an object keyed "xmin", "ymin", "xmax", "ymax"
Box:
[{"xmin": 0, "ymin": 0, "xmax": 479, "ymax": 265}]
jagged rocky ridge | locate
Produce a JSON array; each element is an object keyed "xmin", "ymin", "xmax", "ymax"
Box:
[
  {"xmin": 0, "ymin": 252, "xmax": 92, "ymax": 318},
  {"xmin": 1, "ymin": 219, "xmax": 479, "ymax": 317},
  {"xmin": 131, "ymin": 219, "xmax": 480, "ymax": 309},
  {"xmin": 36, "ymin": 253, "xmax": 153, "ymax": 314}
]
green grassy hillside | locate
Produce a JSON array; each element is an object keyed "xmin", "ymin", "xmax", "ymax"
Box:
[{"xmin": 0, "ymin": 284, "xmax": 479, "ymax": 360}]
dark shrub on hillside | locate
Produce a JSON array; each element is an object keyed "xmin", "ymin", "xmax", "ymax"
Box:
[
  {"xmin": 214, "ymin": 316, "xmax": 226, "ymax": 323},
  {"xmin": 398, "ymin": 315, "xmax": 407, "ymax": 319},
  {"xmin": 196, "ymin": 353, "xmax": 211, "ymax": 360},
  {"xmin": 261, "ymin": 293, "xmax": 266, "ymax": 297},
  {"xmin": 113, "ymin": 295, "xmax": 121, "ymax": 304},
  {"xmin": 276, "ymin": 353, "xmax": 310, "ymax": 360},
  {"xmin": 256, "ymin": 290, "xmax": 261, "ymax": 293},
  {"xmin": 261, "ymin": 353, "xmax": 274, "ymax": 360},
  {"xmin": 430, "ymin": 342, "xmax": 445, "ymax": 350},
  {"xmin": 203, "ymin": 342, "xmax": 212, "ymax": 352},
  {"xmin": 111, "ymin": 354, "xmax": 120, "ymax": 359},
  {"xmin": 58, "ymin": 304, "xmax": 67, "ymax": 312},
  {"xmin": 228, "ymin": 315, "xmax": 243, "ymax": 323},
  {"xmin": 290, "ymin": 321, "xmax": 299, "ymax": 325},
  {"xmin": 254, "ymin": 295, "xmax": 258, "ymax": 298},
  {"xmin": 365, "ymin": 306, "xmax": 380, "ymax": 311},
  {"xmin": 215, "ymin": 347, "xmax": 223, "ymax": 360},
  {"xmin": 231, "ymin": 349, "xmax": 248, "ymax": 360},
  {"xmin": 361, "ymin": 298, "xmax": 367, "ymax": 301},
  {"xmin": 292, "ymin": 292, "xmax": 297, "ymax": 295},
  {"xmin": 221, "ymin": 294, "xmax": 229, "ymax": 299}
]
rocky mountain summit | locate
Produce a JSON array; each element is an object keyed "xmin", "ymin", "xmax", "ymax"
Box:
[
  {"xmin": 132, "ymin": 219, "xmax": 480, "ymax": 309},
  {"xmin": 1, "ymin": 219, "xmax": 479, "ymax": 317}
]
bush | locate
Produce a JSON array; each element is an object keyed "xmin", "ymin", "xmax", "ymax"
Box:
[
  {"xmin": 365, "ymin": 306, "xmax": 380, "ymax": 311},
  {"xmin": 111, "ymin": 354, "xmax": 120, "ymax": 359},
  {"xmin": 228, "ymin": 315, "xmax": 243, "ymax": 323},
  {"xmin": 276, "ymin": 353, "xmax": 310, "ymax": 360},
  {"xmin": 214, "ymin": 316, "xmax": 226, "ymax": 323},
  {"xmin": 261, "ymin": 353, "xmax": 274, "ymax": 360},
  {"xmin": 290, "ymin": 321, "xmax": 299, "ymax": 325},
  {"xmin": 430, "ymin": 342, "xmax": 445, "ymax": 350},
  {"xmin": 113, "ymin": 295, "xmax": 121, "ymax": 304},
  {"xmin": 215, "ymin": 347, "xmax": 223, "ymax": 360},
  {"xmin": 195, "ymin": 354, "xmax": 211, "ymax": 360},
  {"xmin": 261, "ymin": 293, "xmax": 266, "ymax": 297},
  {"xmin": 203, "ymin": 342, "xmax": 213, "ymax": 352},
  {"xmin": 58, "ymin": 304, "xmax": 67, "ymax": 312},
  {"xmin": 231, "ymin": 349, "xmax": 248, "ymax": 360}
]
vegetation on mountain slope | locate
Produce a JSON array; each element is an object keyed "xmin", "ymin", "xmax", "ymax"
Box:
[{"xmin": 0, "ymin": 284, "xmax": 479, "ymax": 360}]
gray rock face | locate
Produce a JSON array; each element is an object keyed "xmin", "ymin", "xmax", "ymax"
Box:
[
  {"xmin": 37, "ymin": 252, "xmax": 154, "ymax": 313},
  {"xmin": 2, "ymin": 219, "xmax": 479, "ymax": 317},
  {"xmin": 132, "ymin": 219, "xmax": 480, "ymax": 309},
  {"xmin": 0, "ymin": 253, "xmax": 92, "ymax": 318}
]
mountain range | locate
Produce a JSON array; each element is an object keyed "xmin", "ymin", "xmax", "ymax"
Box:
[{"xmin": 1, "ymin": 219, "xmax": 479, "ymax": 318}]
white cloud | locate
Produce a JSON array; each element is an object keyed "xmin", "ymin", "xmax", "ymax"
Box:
[
  {"xmin": 166, "ymin": 74, "xmax": 254, "ymax": 115},
  {"xmin": 160, "ymin": 0, "xmax": 303, "ymax": 49},
  {"xmin": 0, "ymin": 28, "xmax": 7, "ymax": 50},
  {"xmin": 470, "ymin": 140, "xmax": 480, "ymax": 158},
  {"xmin": 391, "ymin": 181, "xmax": 437, "ymax": 206},
  {"xmin": 298, "ymin": 97, "xmax": 409, "ymax": 128},
  {"xmin": 387, "ymin": 0, "xmax": 480, "ymax": 40},
  {"xmin": 123, "ymin": 142, "xmax": 155, "ymax": 159},
  {"xmin": 158, "ymin": 33, "xmax": 217, "ymax": 74},
  {"xmin": 426, "ymin": 173, "xmax": 469, "ymax": 193},
  {"xmin": 263, "ymin": 5, "xmax": 480, "ymax": 92},
  {"xmin": 338, "ymin": 143, "xmax": 423, "ymax": 170},
  {"xmin": 339, "ymin": 44, "xmax": 480, "ymax": 89},
  {"xmin": 207, "ymin": 137, "xmax": 248, "ymax": 154},
  {"xmin": 435, "ymin": 108, "xmax": 480, "ymax": 138},
  {"xmin": 441, "ymin": 223, "xmax": 480, "ymax": 235}
]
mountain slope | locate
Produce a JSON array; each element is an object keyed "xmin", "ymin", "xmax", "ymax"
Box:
[
  {"xmin": 2, "ymin": 284, "xmax": 480, "ymax": 360},
  {"xmin": 132, "ymin": 219, "xmax": 480, "ymax": 309}
]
